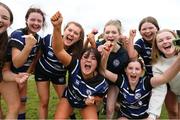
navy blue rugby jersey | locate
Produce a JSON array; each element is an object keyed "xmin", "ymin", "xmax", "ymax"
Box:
[
  {"xmin": 36, "ymin": 34, "xmax": 66, "ymax": 76},
  {"xmin": 116, "ymin": 74, "xmax": 152, "ymax": 119},
  {"xmin": 9, "ymin": 28, "xmax": 42, "ymax": 73},
  {"xmin": 96, "ymin": 40, "xmax": 129, "ymax": 75},
  {"xmin": 64, "ymin": 57, "xmax": 109, "ymax": 108},
  {"xmin": 134, "ymin": 38, "xmax": 152, "ymax": 76}
]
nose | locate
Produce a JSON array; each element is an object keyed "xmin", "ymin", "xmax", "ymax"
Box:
[
  {"xmin": 34, "ymin": 20, "xmax": 40, "ymax": 25},
  {"xmin": 69, "ymin": 31, "xmax": 74, "ymax": 36},
  {"xmin": 132, "ymin": 69, "xmax": 136, "ymax": 74},
  {"xmin": 145, "ymin": 29, "xmax": 150, "ymax": 33}
]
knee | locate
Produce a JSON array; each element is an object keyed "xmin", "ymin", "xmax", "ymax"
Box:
[
  {"xmin": 167, "ymin": 110, "xmax": 178, "ymax": 118},
  {"xmin": 7, "ymin": 101, "xmax": 20, "ymax": 113}
]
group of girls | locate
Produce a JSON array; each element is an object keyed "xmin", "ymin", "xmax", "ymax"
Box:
[{"xmin": 0, "ymin": 1, "xmax": 180, "ymax": 119}]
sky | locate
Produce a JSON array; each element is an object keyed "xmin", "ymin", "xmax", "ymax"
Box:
[{"xmin": 1, "ymin": 0, "xmax": 180, "ymax": 39}]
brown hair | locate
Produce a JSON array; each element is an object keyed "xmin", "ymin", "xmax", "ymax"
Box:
[
  {"xmin": 25, "ymin": 7, "xmax": 46, "ymax": 28},
  {"xmin": 64, "ymin": 21, "xmax": 84, "ymax": 58},
  {"xmin": 151, "ymin": 29, "xmax": 178, "ymax": 64},
  {"xmin": 0, "ymin": 2, "xmax": 13, "ymax": 65},
  {"xmin": 80, "ymin": 47, "xmax": 101, "ymax": 71},
  {"xmin": 138, "ymin": 16, "xmax": 160, "ymax": 31}
]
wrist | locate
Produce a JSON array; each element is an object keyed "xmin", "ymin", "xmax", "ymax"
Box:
[{"xmin": 148, "ymin": 113, "xmax": 157, "ymax": 120}]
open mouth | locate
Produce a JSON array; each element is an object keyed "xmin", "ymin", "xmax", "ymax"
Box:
[
  {"xmin": 107, "ymin": 39, "xmax": 114, "ymax": 42},
  {"xmin": 65, "ymin": 36, "xmax": 73, "ymax": 43},
  {"xmin": 0, "ymin": 23, "xmax": 4, "ymax": 28},
  {"xmin": 130, "ymin": 75, "xmax": 137, "ymax": 79},
  {"xmin": 84, "ymin": 64, "xmax": 91, "ymax": 70},
  {"xmin": 163, "ymin": 45, "xmax": 172, "ymax": 50}
]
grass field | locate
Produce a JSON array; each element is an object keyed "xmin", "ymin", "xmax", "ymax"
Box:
[{"xmin": 1, "ymin": 75, "xmax": 168, "ymax": 119}]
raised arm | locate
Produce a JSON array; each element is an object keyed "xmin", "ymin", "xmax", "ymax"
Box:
[
  {"xmin": 51, "ymin": 11, "xmax": 72, "ymax": 67},
  {"xmin": 151, "ymin": 54, "xmax": 180, "ymax": 87},
  {"xmin": 84, "ymin": 29, "xmax": 98, "ymax": 49},
  {"xmin": 99, "ymin": 41, "xmax": 118, "ymax": 83},
  {"xmin": 122, "ymin": 29, "xmax": 138, "ymax": 60}
]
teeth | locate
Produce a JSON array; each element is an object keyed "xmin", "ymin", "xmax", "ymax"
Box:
[{"xmin": 0, "ymin": 22, "xmax": 3, "ymax": 27}]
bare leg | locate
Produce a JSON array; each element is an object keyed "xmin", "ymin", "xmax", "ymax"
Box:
[
  {"xmin": 53, "ymin": 84, "xmax": 66, "ymax": 99},
  {"xmin": 106, "ymin": 85, "xmax": 119, "ymax": 119},
  {"xmin": 54, "ymin": 98, "xmax": 73, "ymax": 119},
  {"xmin": 165, "ymin": 90, "xmax": 178, "ymax": 119},
  {"xmin": 36, "ymin": 81, "xmax": 50, "ymax": 119},
  {"xmin": 80, "ymin": 104, "xmax": 98, "ymax": 119},
  {"xmin": 0, "ymin": 81, "xmax": 20, "ymax": 119}
]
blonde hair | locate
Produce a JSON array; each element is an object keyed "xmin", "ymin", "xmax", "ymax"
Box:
[
  {"xmin": 151, "ymin": 29, "xmax": 178, "ymax": 64},
  {"xmin": 103, "ymin": 19, "xmax": 122, "ymax": 34}
]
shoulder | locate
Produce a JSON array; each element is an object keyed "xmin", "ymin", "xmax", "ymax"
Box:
[
  {"xmin": 135, "ymin": 38, "xmax": 144, "ymax": 45},
  {"xmin": 10, "ymin": 28, "xmax": 24, "ymax": 38},
  {"xmin": 44, "ymin": 34, "xmax": 52, "ymax": 40}
]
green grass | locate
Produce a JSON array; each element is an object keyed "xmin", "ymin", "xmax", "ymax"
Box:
[{"xmin": 1, "ymin": 75, "xmax": 168, "ymax": 119}]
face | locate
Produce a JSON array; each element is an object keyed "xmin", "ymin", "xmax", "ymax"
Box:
[
  {"xmin": 0, "ymin": 6, "xmax": 11, "ymax": 34},
  {"xmin": 103, "ymin": 25, "xmax": 120, "ymax": 44},
  {"xmin": 125, "ymin": 61, "xmax": 143, "ymax": 86},
  {"xmin": 140, "ymin": 22, "xmax": 158, "ymax": 42},
  {"xmin": 26, "ymin": 12, "xmax": 43, "ymax": 34},
  {"xmin": 63, "ymin": 23, "xmax": 81, "ymax": 47},
  {"xmin": 156, "ymin": 31, "xmax": 176, "ymax": 58},
  {"xmin": 80, "ymin": 51, "xmax": 97, "ymax": 78}
]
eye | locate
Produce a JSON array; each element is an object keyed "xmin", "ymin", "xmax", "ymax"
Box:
[
  {"xmin": 91, "ymin": 56, "xmax": 96, "ymax": 60},
  {"xmin": 0, "ymin": 15, "xmax": 10, "ymax": 21},
  {"xmin": 112, "ymin": 31, "xmax": 117, "ymax": 34},
  {"xmin": 82, "ymin": 54, "xmax": 88, "ymax": 59},
  {"xmin": 68, "ymin": 28, "xmax": 72, "ymax": 32},
  {"xmin": 105, "ymin": 31, "xmax": 110, "ymax": 34},
  {"xmin": 74, "ymin": 31, "xmax": 79, "ymax": 36},
  {"xmin": 157, "ymin": 39, "xmax": 163, "ymax": 43}
]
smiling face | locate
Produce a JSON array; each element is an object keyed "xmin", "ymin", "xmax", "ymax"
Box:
[
  {"xmin": 156, "ymin": 31, "xmax": 176, "ymax": 58},
  {"xmin": 125, "ymin": 61, "xmax": 144, "ymax": 87},
  {"xmin": 63, "ymin": 23, "xmax": 81, "ymax": 47},
  {"xmin": 26, "ymin": 12, "xmax": 43, "ymax": 34},
  {"xmin": 140, "ymin": 22, "xmax": 158, "ymax": 42},
  {"xmin": 0, "ymin": 5, "xmax": 11, "ymax": 34}
]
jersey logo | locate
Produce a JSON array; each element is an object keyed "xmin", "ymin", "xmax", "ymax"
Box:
[
  {"xmin": 86, "ymin": 90, "xmax": 92, "ymax": 96},
  {"xmin": 58, "ymin": 77, "xmax": 64, "ymax": 82},
  {"xmin": 75, "ymin": 79, "xmax": 80, "ymax": 85},
  {"xmin": 48, "ymin": 51, "xmax": 54, "ymax": 57},
  {"xmin": 135, "ymin": 93, "xmax": 141, "ymax": 99},
  {"xmin": 113, "ymin": 59, "xmax": 120, "ymax": 67},
  {"xmin": 146, "ymin": 50, "xmax": 151, "ymax": 56}
]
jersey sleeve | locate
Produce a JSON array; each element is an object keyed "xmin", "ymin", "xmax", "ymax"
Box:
[
  {"xmin": 9, "ymin": 30, "xmax": 25, "ymax": 51},
  {"xmin": 134, "ymin": 39, "xmax": 143, "ymax": 55},
  {"xmin": 115, "ymin": 74, "xmax": 124, "ymax": 87}
]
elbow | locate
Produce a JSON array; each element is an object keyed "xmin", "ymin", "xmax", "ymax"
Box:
[{"xmin": 12, "ymin": 60, "xmax": 23, "ymax": 68}]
